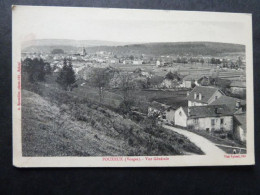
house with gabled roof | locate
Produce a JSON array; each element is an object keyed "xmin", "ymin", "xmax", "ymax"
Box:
[
  {"xmin": 174, "ymin": 105, "xmax": 233, "ymax": 132},
  {"xmin": 210, "ymin": 96, "xmax": 246, "ymax": 114},
  {"xmin": 187, "ymin": 86, "xmax": 225, "ymax": 107},
  {"xmin": 182, "ymin": 74, "xmax": 208, "ymax": 88},
  {"xmin": 174, "ymin": 107, "xmax": 189, "ymax": 127}
]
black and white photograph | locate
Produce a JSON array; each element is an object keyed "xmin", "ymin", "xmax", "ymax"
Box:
[{"xmin": 12, "ymin": 6, "xmax": 254, "ymax": 167}]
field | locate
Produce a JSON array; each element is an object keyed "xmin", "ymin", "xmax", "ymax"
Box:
[
  {"xmin": 108, "ymin": 88, "xmax": 188, "ymax": 108},
  {"xmin": 73, "ymin": 84, "xmax": 188, "ymax": 110},
  {"xmin": 110, "ymin": 62, "xmax": 245, "ymax": 81}
]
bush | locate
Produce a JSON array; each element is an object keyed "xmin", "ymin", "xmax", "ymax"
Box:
[
  {"xmin": 117, "ymin": 100, "xmax": 135, "ymax": 115},
  {"xmin": 56, "ymin": 58, "xmax": 76, "ymax": 91},
  {"xmin": 128, "ymin": 138, "xmax": 134, "ymax": 146},
  {"xmin": 91, "ymin": 120, "xmax": 96, "ymax": 127}
]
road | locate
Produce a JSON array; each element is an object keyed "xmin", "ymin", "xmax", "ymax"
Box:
[{"xmin": 163, "ymin": 125, "xmax": 226, "ymax": 155}]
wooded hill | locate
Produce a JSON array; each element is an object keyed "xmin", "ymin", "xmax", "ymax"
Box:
[{"xmin": 22, "ymin": 40, "xmax": 245, "ymax": 57}]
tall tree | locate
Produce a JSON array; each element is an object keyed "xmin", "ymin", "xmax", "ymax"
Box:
[
  {"xmin": 56, "ymin": 58, "xmax": 76, "ymax": 91},
  {"xmin": 165, "ymin": 71, "xmax": 180, "ymax": 81},
  {"xmin": 236, "ymin": 57, "xmax": 243, "ymax": 68},
  {"xmin": 89, "ymin": 68, "xmax": 111, "ymax": 103}
]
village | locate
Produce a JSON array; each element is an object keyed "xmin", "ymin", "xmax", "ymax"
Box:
[{"xmin": 21, "ymin": 44, "xmax": 247, "ymax": 154}]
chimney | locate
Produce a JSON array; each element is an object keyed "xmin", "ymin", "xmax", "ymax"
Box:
[{"xmin": 236, "ymin": 101, "xmax": 241, "ymax": 109}]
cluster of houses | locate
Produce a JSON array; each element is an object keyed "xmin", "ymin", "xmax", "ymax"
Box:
[{"xmin": 148, "ymin": 85, "xmax": 247, "ymax": 143}]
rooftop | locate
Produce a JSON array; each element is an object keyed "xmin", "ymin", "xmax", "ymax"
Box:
[
  {"xmin": 210, "ymin": 96, "xmax": 246, "ymax": 113},
  {"xmin": 188, "ymin": 104, "xmax": 233, "ymax": 119},
  {"xmin": 187, "ymin": 86, "xmax": 224, "ymax": 104}
]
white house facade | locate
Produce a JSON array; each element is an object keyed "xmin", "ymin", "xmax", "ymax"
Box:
[{"xmin": 174, "ymin": 107, "xmax": 188, "ymax": 127}]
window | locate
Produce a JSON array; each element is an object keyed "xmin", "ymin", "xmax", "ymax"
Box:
[
  {"xmin": 220, "ymin": 118, "xmax": 224, "ymax": 125},
  {"xmin": 179, "ymin": 111, "xmax": 182, "ymax": 116},
  {"xmin": 211, "ymin": 119, "xmax": 215, "ymax": 126},
  {"xmin": 194, "ymin": 119, "xmax": 198, "ymax": 124},
  {"xmin": 215, "ymin": 96, "xmax": 218, "ymax": 100}
]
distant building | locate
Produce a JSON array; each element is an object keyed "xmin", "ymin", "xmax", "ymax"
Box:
[
  {"xmin": 133, "ymin": 60, "xmax": 143, "ymax": 65},
  {"xmin": 182, "ymin": 74, "xmax": 207, "ymax": 88},
  {"xmin": 110, "ymin": 59, "xmax": 119, "ymax": 64},
  {"xmin": 123, "ymin": 60, "xmax": 132, "ymax": 65},
  {"xmin": 187, "ymin": 86, "xmax": 225, "ymax": 107},
  {"xmin": 160, "ymin": 79, "xmax": 178, "ymax": 89},
  {"xmin": 175, "ymin": 105, "xmax": 233, "ymax": 132}
]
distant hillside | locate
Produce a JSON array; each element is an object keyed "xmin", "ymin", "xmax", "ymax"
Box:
[
  {"xmin": 83, "ymin": 42, "xmax": 245, "ymax": 56},
  {"xmin": 22, "ymin": 40, "xmax": 245, "ymax": 56}
]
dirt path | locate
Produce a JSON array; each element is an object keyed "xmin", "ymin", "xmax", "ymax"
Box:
[{"xmin": 163, "ymin": 125, "xmax": 226, "ymax": 155}]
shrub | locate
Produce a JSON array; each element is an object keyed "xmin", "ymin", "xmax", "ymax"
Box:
[
  {"xmin": 94, "ymin": 134, "xmax": 99, "ymax": 140},
  {"xmin": 118, "ymin": 100, "xmax": 135, "ymax": 115},
  {"xmin": 128, "ymin": 138, "xmax": 134, "ymax": 146},
  {"xmin": 91, "ymin": 119, "xmax": 96, "ymax": 127}
]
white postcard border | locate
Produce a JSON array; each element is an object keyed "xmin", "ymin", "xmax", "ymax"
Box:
[{"xmin": 12, "ymin": 6, "xmax": 255, "ymax": 167}]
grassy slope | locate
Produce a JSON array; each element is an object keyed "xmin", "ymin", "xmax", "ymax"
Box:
[{"xmin": 22, "ymin": 82, "xmax": 204, "ymax": 156}]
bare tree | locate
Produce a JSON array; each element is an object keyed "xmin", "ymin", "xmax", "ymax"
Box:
[
  {"xmin": 119, "ymin": 72, "xmax": 134, "ymax": 101},
  {"xmin": 90, "ymin": 68, "xmax": 112, "ymax": 103}
]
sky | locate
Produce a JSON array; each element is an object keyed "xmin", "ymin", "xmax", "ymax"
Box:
[{"xmin": 13, "ymin": 6, "xmax": 251, "ymax": 45}]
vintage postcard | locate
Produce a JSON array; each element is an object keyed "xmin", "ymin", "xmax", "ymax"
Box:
[{"xmin": 12, "ymin": 5, "xmax": 254, "ymax": 167}]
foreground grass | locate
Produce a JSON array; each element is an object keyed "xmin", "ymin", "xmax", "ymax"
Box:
[{"xmin": 22, "ymin": 81, "xmax": 204, "ymax": 156}]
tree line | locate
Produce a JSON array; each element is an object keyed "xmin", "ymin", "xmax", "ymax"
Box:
[{"xmin": 22, "ymin": 57, "xmax": 76, "ymax": 91}]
